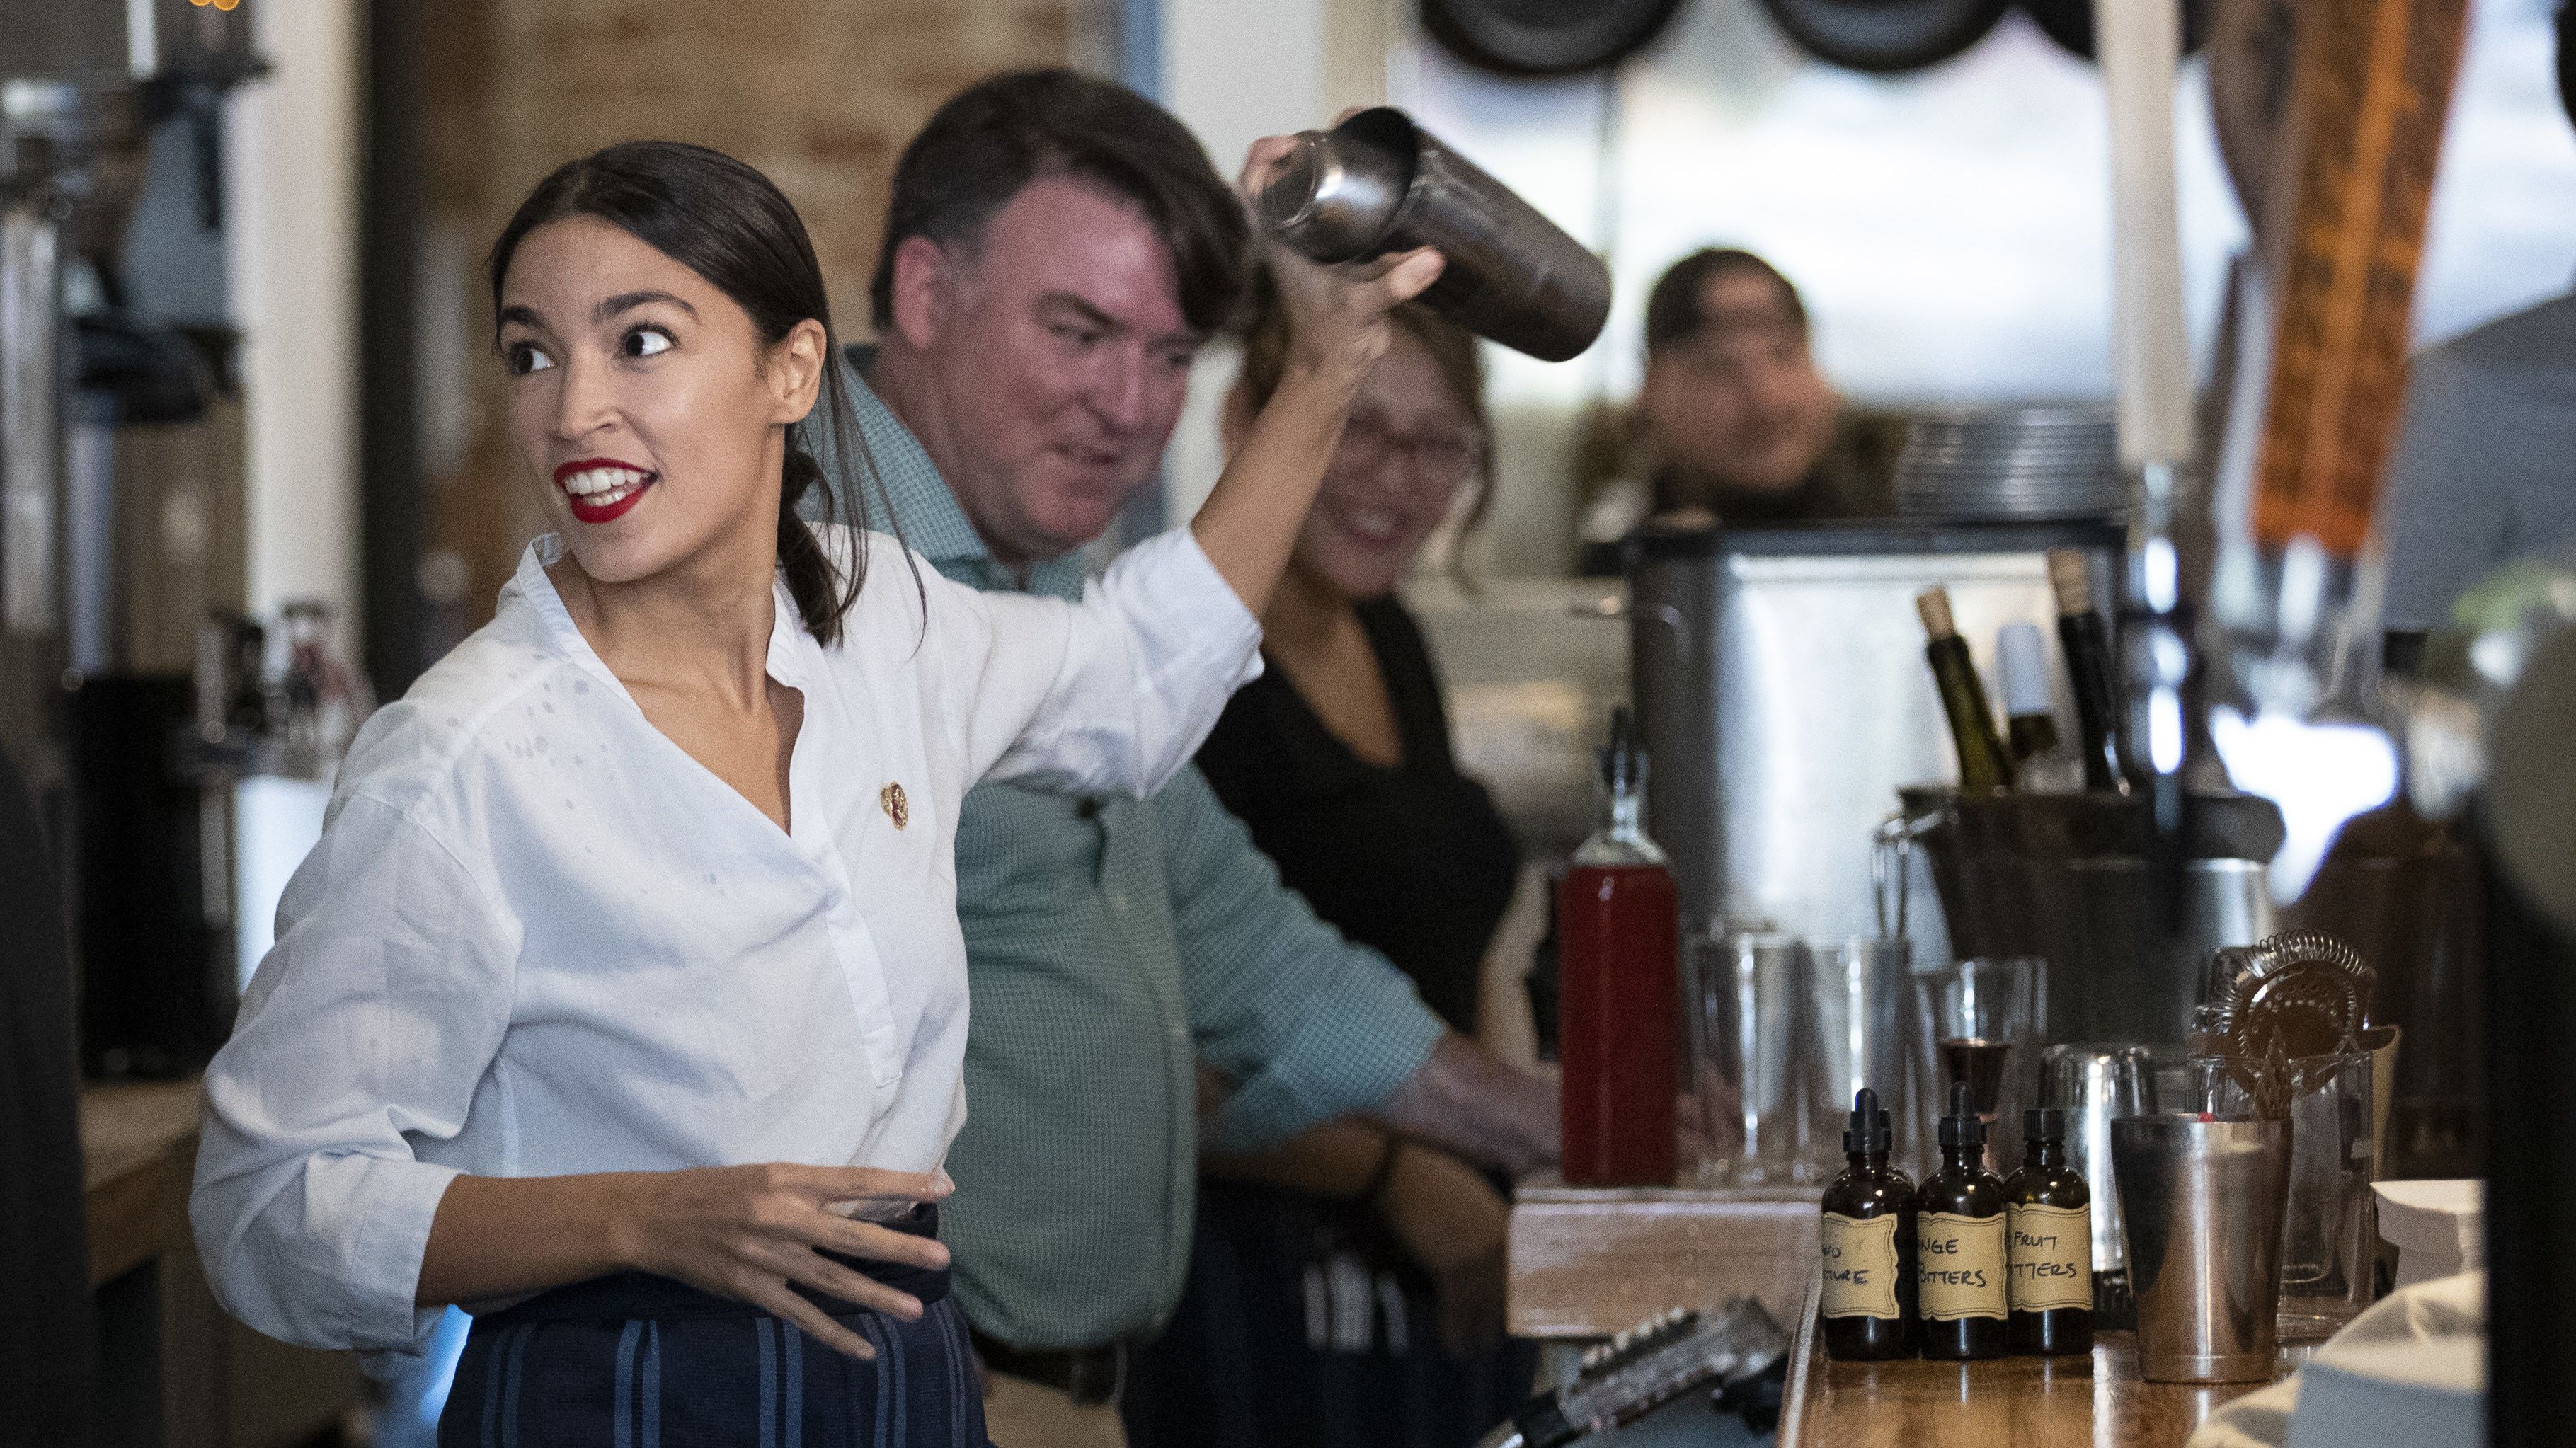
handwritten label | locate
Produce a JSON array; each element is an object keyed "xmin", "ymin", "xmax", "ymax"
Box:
[
  {"xmin": 1819, "ymin": 1212, "xmax": 1902, "ymax": 1320},
  {"xmin": 1917, "ymin": 1211, "xmax": 2008, "ymax": 1322},
  {"xmin": 2008, "ymin": 1202, "xmax": 2093, "ymax": 1314}
]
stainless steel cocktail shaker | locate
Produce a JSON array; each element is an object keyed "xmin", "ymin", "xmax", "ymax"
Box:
[
  {"xmin": 1255, "ymin": 107, "xmax": 1612, "ymax": 362},
  {"xmin": 2112, "ymin": 1114, "xmax": 2294, "ymax": 1383}
]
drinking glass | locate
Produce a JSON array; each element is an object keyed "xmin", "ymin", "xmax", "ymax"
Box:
[
  {"xmin": 1801, "ymin": 936, "xmax": 1912, "ymax": 1181},
  {"xmin": 2038, "ymin": 1042, "xmax": 2157, "ymax": 1324},
  {"xmin": 1688, "ymin": 931, "xmax": 1809, "ymax": 1185},
  {"xmin": 2188, "ymin": 1051, "xmax": 2380, "ymax": 1342},
  {"xmin": 1915, "ymin": 955, "xmax": 2042, "ymax": 1168}
]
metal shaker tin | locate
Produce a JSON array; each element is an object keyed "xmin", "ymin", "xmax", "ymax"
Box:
[{"xmin": 1255, "ymin": 107, "xmax": 1611, "ymax": 363}]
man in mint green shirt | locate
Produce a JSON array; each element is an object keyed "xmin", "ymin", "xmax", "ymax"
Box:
[{"xmin": 835, "ymin": 71, "xmax": 1558, "ymax": 1440}]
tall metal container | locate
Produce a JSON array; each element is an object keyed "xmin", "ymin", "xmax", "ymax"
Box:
[
  {"xmin": 1627, "ymin": 522, "xmax": 2122, "ymax": 944},
  {"xmin": 1256, "ymin": 107, "xmax": 1611, "ymax": 362},
  {"xmin": 1896, "ymin": 786, "xmax": 2284, "ymax": 1048}
]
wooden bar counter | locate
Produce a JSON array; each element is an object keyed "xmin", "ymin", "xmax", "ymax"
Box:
[
  {"xmin": 1777, "ymin": 1282, "xmax": 2266, "ymax": 1448},
  {"xmin": 1507, "ymin": 1178, "xmax": 1819, "ymax": 1338}
]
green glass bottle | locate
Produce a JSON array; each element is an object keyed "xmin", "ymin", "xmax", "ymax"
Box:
[
  {"xmin": 1916, "ymin": 587, "xmax": 2016, "ymax": 793},
  {"xmin": 2046, "ymin": 548, "xmax": 2136, "ymax": 793}
]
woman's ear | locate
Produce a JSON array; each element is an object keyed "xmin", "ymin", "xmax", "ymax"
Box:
[{"xmin": 769, "ymin": 318, "xmax": 828, "ymax": 425}]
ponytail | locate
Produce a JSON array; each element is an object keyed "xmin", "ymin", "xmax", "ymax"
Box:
[{"xmin": 776, "ymin": 449, "xmax": 843, "ymax": 643}]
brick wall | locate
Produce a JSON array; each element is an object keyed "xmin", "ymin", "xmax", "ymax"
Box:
[{"xmin": 420, "ymin": 0, "xmax": 1101, "ymax": 623}]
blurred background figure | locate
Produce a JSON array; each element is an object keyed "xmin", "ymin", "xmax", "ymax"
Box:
[
  {"xmin": 1575, "ymin": 248, "xmax": 1894, "ymax": 574},
  {"xmin": 2375, "ymin": 4, "xmax": 2576, "ymax": 648},
  {"xmin": 1123, "ymin": 280, "xmax": 1535, "ymax": 1448}
]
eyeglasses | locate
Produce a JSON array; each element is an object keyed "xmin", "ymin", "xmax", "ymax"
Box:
[{"xmin": 1338, "ymin": 410, "xmax": 1484, "ymax": 492}]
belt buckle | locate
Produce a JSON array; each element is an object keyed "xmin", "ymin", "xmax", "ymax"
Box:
[{"xmin": 1065, "ymin": 1343, "xmax": 1126, "ymax": 1407}]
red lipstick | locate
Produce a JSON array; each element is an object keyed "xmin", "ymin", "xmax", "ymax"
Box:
[{"xmin": 554, "ymin": 457, "xmax": 656, "ymax": 525}]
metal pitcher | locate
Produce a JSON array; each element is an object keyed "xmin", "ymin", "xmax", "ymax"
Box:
[{"xmin": 1254, "ymin": 107, "xmax": 1610, "ymax": 362}]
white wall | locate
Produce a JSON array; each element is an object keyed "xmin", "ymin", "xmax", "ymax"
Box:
[
  {"xmin": 225, "ymin": 0, "xmax": 362, "ymax": 649},
  {"xmin": 1156, "ymin": 0, "xmax": 1385, "ymax": 524}
]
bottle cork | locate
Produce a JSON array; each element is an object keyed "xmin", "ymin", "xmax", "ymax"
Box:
[
  {"xmin": 1916, "ymin": 587, "xmax": 1959, "ymax": 640},
  {"xmin": 2045, "ymin": 550, "xmax": 2092, "ymax": 619}
]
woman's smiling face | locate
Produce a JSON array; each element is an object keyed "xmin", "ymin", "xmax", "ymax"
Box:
[
  {"xmin": 497, "ymin": 215, "xmax": 823, "ymax": 589},
  {"xmin": 1293, "ymin": 326, "xmax": 1481, "ymax": 602}
]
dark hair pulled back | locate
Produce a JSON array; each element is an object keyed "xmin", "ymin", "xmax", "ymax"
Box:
[{"xmin": 489, "ymin": 139, "xmax": 905, "ymax": 645}]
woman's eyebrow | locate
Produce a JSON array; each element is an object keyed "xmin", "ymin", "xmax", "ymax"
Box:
[{"xmin": 595, "ymin": 289, "xmax": 698, "ymax": 323}]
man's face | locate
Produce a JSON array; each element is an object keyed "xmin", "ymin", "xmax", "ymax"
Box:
[
  {"xmin": 898, "ymin": 177, "xmax": 1202, "ymax": 567},
  {"xmin": 1637, "ymin": 268, "xmax": 1839, "ymax": 495}
]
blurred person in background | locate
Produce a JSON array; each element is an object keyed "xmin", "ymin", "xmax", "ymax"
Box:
[
  {"xmin": 1576, "ymin": 248, "xmax": 1891, "ymax": 575},
  {"xmin": 2374, "ymin": 1, "xmax": 2576, "ymax": 649},
  {"xmin": 1122, "ymin": 278, "xmax": 1533, "ymax": 1448},
  {"xmin": 845, "ymin": 70, "xmax": 1559, "ymax": 1447}
]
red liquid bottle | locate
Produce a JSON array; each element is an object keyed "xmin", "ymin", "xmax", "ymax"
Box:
[{"xmin": 1557, "ymin": 706, "xmax": 1679, "ymax": 1187}]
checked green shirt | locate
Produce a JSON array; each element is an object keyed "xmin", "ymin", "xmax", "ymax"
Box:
[{"xmin": 832, "ymin": 364, "xmax": 1446, "ymax": 1351}]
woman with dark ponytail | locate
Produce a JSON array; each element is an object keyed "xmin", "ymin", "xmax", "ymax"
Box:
[{"xmin": 190, "ymin": 138, "xmax": 1440, "ymax": 1444}]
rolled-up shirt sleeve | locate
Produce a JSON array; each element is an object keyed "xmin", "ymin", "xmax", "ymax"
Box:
[
  {"xmin": 190, "ymin": 791, "xmax": 518, "ymax": 1354},
  {"xmin": 1148, "ymin": 769, "xmax": 1446, "ymax": 1153},
  {"xmin": 922, "ymin": 527, "xmax": 1262, "ymax": 798}
]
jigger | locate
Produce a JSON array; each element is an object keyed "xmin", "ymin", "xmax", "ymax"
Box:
[{"xmin": 2111, "ymin": 1115, "xmax": 2292, "ymax": 1383}]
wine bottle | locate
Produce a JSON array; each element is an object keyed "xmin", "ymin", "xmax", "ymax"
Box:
[
  {"xmin": 2045, "ymin": 549, "xmax": 2132, "ymax": 793},
  {"xmin": 1916, "ymin": 587, "xmax": 2016, "ymax": 793},
  {"xmin": 1996, "ymin": 621, "xmax": 2083, "ymax": 793},
  {"xmin": 1995, "ymin": 621, "xmax": 2061, "ymax": 763}
]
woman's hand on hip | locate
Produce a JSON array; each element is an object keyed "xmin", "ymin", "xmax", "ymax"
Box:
[{"xmin": 614, "ymin": 1163, "xmax": 954, "ymax": 1361}]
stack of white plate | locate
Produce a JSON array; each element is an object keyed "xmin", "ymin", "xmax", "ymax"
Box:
[{"xmin": 1893, "ymin": 403, "xmax": 2127, "ymax": 521}]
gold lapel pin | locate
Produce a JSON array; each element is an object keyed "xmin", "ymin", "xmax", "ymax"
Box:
[{"xmin": 879, "ymin": 782, "xmax": 909, "ymax": 830}]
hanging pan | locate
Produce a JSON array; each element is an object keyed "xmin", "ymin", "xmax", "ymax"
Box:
[
  {"xmin": 1419, "ymin": 0, "xmax": 1690, "ymax": 78},
  {"xmin": 1753, "ymin": 0, "xmax": 2013, "ymax": 75}
]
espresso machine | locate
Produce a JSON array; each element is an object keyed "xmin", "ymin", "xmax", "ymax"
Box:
[{"xmin": 1, "ymin": 1, "xmax": 263, "ymax": 1075}]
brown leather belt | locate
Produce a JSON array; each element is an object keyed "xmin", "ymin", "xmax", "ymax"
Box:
[{"xmin": 970, "ymin": 1329, "xmax": 1127, "ymax": 1407}]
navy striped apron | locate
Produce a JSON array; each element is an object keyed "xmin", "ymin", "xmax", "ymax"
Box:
[{"xmin": 437, "ymin": 1207, "xmax": 988, "ymax": 1448}]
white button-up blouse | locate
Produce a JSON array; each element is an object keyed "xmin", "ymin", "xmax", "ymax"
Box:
[{"xmin": 190, "ymin": 525, "xmax": 1260, "ymax": 1355}]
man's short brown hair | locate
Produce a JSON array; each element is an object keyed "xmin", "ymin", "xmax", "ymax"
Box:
[
  {"xmin": 869, "ymin": 69, "xmax": 1254, "ymax": 337},
  {"xmin": 1642, "ymin": 247, "xmax": 1807, "ymax": 355}
]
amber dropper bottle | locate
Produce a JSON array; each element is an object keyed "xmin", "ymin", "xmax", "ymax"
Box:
[
  {"xmin": 2006, "ymin": 1107, "xmax": 2095, "ymax": 1356},
  {"xmin": 1916, "ymin": 1081, "xmax": 2009, "ymax": 1360},
  {"xmin": 1819, "ymin": 1088, "xmax": 1917, "ymax": 1360}
]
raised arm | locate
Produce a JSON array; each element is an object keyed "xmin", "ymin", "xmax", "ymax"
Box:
[{"xmin": 1187, "ymin": 137, "xmax": 1444, "ymax": 617}]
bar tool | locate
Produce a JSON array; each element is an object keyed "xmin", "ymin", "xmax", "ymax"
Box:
[
  {"xmin": 2113, "ymin": 1115, "xmax": 2294, "ymax": 1383},
  {"xmin": 1470, "ymin": 1300, "xmax": 1787, "ymax": 1448},
  {"xmin": 1255, "ymin": 107, "xmax": 1611, "ymax": 362}
]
